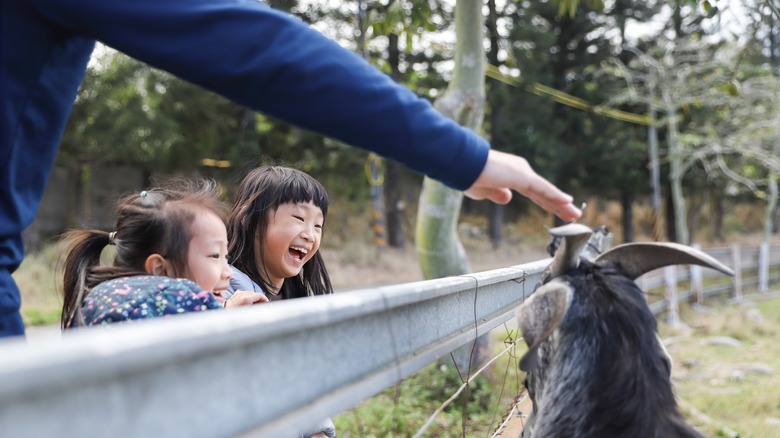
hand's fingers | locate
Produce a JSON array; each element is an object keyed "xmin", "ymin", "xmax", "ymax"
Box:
[
  {"xmin": 226, "ymin": 290, "xmax": 269, "ymax": 307},
  {"xmin": 237, "ymin": 290, "xmax": 268, "ymax": 304},
  {"xmin": 467, "ymin": 150, "xmax": 581, "ymax": 221},
  {"xmin": 251, "ymin": 293, "xmax": 270, "ymax": 304},
  {"xmin": 466, "ymin": 183, "xmax": 580, "ymax": 221},
  {"xmin": 463, "ymin": 186, "xmax": 513, "ymax": 204},
  {"xmin": 523, "ymin": 179, "xmax": 581, "ymax": 222}
]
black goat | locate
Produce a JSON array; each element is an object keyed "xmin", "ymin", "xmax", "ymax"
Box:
[{"xmin": 518, "ymin": 223, "xmax": 733, "ymax": 438}]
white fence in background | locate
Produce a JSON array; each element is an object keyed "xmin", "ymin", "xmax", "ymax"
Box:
[
  {"xmin": 0, "ymin": 243, "xmax": 777, "ymax": 437},
  {"xmin": 641, "ymin": 243, "xmax": 780, "ymax": 323}
]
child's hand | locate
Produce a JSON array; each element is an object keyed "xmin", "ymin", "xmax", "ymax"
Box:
[{"xmin": 224, "ymin": 290, "xmax": 269, "ymax": 308}]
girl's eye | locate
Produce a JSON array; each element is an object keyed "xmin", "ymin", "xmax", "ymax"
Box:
[
  {"xmin": 210, "ymin": 254, "xmax": 220, "ymax": 259},
  {"xmin": 293, "ymin": 215, "xmax": 304, "ymax": 222},
  {"xmin": 315, "ymin": 224, "xmax": 323, "ymax": 230}
]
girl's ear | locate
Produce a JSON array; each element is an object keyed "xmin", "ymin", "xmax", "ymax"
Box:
[{"xmin": 145, "ymin": 254, "xmax": 170, "ymax": 277}]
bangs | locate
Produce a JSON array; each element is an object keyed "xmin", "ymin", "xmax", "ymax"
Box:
[{"xmin": 274, "ymin": 170, "xmax": 329, "ymax": 217}]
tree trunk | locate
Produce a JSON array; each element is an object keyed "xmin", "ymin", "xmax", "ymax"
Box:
[
  {"xmin": 385, "ymin": 160, "xmax": 406, "ymax": 248},
  {"xmin": 665, "ymin": 188, "xmax": 676, "ymax": 243},
  {"xmin": 416, "ymin": 0, "xmax": 486, "ymax": 372},
  {"xmin": 765, "ymin": 144, "xmax": 779, "ymax": 243},
  {"xmin": 620, "ymin": 190, "xmax": 634, "ymax": 243},
  {"xmin": 687, "ymin": 195, "xmax": 699, "ymax": 244},
  {"xmin": 764, "ymin": 176, "xmax": 778, "ymax": 241},
  {"xmin": 416, "ymin": 0, "xmax": 484, "ymax": 280},
  {"xmin": 384, "ymin": 32, "xmax": 406, "ymax": 249},
  {"xmin": 648, "ymin": 90, "xmax": 662, "ymax": 242},
  {"xmin": 488, "ymin": 203, "xmax": 503, "ymax": 249},
  {"xmin": 666, "ymin": 100, "xmax": 689, "ymax": 245},
  {"xmin": 486, "ymin": 0, "xmax": 503, "ymax": 249},
  {"xmin": 711, "ymin": 190, "xmax": 724, "ymax": 241}
]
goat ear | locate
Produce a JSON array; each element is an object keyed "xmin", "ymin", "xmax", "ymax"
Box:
[
  {"xmin": 517, "ymin": 281, "xmax": 573, "ymax": 372},
  {"xmin": 657, "ymin": 334, "xmax": 673, "ymax": 378},
  {"xmin": 594, "ymin": 242, "xmax": 734, "ymax": 280},
  {"xmin": 546, "ymin": 223, "xmax": 593, "ymax": 279}
]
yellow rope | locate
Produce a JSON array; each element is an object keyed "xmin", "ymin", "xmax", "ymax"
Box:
[{"xmin": 485, "ymin": 64, "xmax": 655, "ymax": 126}]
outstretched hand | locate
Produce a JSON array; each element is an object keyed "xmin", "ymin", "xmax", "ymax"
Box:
[
  {"xmin": 224, "ymin": 290, "xmax": 270, "ymax": 308},
  {"xmin": 463, "ymin": 150, "xmax": 582, "ymax": 222}
]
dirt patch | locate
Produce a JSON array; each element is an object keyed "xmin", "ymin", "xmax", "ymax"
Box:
[{"xmin": 323, "ymin": 234, "xmax": 549, "ymax": 290}]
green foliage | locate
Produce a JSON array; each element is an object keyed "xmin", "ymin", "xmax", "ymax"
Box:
[
  {"xmin": 491, "ymin": 0, "xmax": 653, "ymax": 201},
  {"xmin": 334, "ymin": 335, "xmax": 527, "ymax": 436},
  {"xmin": 22, "ymin": 309, "xmax": 62, "ymax": 327}
]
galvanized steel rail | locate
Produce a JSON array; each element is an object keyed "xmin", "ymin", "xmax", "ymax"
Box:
[{"xmin": 0, "ymin": 259, "xmax": 549, "ymax": 438}]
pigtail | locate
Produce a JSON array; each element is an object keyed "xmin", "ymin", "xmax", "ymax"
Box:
[{"xmin": 60, "ymin": 229, "xmax": 112, "ymax": 329}]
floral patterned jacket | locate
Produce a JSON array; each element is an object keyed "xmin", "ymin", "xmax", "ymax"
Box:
[{"xmin": 81, "ymin": 275, "xmax": 221, "ymax": 326}]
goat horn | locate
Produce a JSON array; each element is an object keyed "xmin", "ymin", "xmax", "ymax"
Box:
[
  {"xmin": 546, "ymin": 223, "xmax": 593, "ymax": 278},
  {"xmin": 518, "ymin": 280, "xmax": 573, "ymax": 372},
  {"xmin": 595, "ymin": 242, "xmax": 735, "ymax": 280}
]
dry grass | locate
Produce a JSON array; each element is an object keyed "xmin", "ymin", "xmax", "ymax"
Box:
[
  {"xmin": 660, "ymin": 296, "xmax": 780, "ymax": 438},
  {"xmin": 13, "ymin": 241, "xmax": 65, "ymax": 326},
  {"xmin": 323, "ymin": 232, "xmax": 550, "ymax": 290}
]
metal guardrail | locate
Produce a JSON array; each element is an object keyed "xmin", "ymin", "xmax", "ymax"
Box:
[
  {"xmin": 0, "ymin": 258, "xmax": 550, "ymax": 438},
  {"xmin": 2, "ymin": 242, "xmax": 776, "ymax": 437}
]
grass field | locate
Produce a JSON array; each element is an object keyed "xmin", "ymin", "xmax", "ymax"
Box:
[{"xmin": 661, "ymin": 296, "xmax": 780, "ymax": 438}]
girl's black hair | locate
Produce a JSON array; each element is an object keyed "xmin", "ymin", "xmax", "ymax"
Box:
[
  {"xmin": 227, "ymin": 166, "xmax": 331, "ymax": 299},
  {"xmin": 60, "ymin": 179, "xmax": 226, "ymax": 329}
]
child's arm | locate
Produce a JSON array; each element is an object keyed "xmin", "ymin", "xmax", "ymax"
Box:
[{"xmin": 224, "ymin": 290, "xmax": 269, "ymax": 308}]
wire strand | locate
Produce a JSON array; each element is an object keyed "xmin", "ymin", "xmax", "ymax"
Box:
[
  {"xmin": 490, "ymin": 391, "xmax": 530, "ymax": 438},
  {"xmin": 412, "ymin": 336, "xmax": 525, "ymax": 438}
]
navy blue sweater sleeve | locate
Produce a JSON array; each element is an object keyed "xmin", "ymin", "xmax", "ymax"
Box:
[{"xmin": 31, "ymin": 0, "xmax": 490, "ymax": 190}]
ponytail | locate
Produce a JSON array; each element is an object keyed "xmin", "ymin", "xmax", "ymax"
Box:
[{"xmin": 61, "ymin": 229, "xmax": 142, "ymax": 328}]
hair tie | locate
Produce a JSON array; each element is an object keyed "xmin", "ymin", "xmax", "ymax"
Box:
[
  {"xmin": 140, "ymin": 190, "xmax": 148, "ymax": 198},
  {"xmin": 108, "ymin": 231, "xmax": 117, "ymax": 245}
]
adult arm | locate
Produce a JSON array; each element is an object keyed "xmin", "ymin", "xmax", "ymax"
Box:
[
  {"xmin": 31, "ymin": 0, "xmax": 486, "ymax": 189},
  {"xmin": 31, "ymin": 0, "xmax": 580, "ymax": 221}
]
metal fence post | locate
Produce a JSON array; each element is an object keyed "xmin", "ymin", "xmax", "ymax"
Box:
[
  {"xmin": 665, "ymin": 265, "xmax": 679, "ymax": 327},
  {"xmin": 637, "ymin": 274, "xmax": 647, "ymax": 294},
  {"xmin": 731, "ymin": 243, "xmax": 742, "ymax": 300}
]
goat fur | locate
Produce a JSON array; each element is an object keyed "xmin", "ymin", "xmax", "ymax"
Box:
[
  {"xmin": 517, "ymin": 224, "xmax": 731, "ymax": 438},
  {"xmin": 522, "ymin": 261, "xmax": 703, "ymax": 438}
]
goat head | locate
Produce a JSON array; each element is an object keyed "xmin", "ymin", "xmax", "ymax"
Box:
[{"xmin": 516, "ymin": 223, "xmax": 732, "ymax": 438}]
